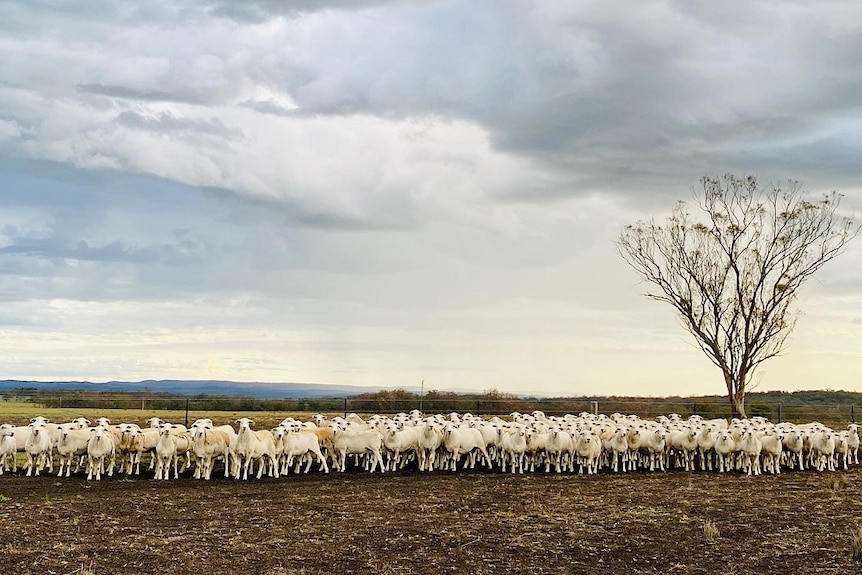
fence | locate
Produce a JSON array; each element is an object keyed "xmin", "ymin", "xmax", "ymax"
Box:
[{"xmin": 1, "ymin": 393, "xmax": 859, "ymax": 426}]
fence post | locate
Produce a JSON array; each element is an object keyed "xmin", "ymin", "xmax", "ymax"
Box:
[
  {"xmin": 853, "ymin": 404, "xmax": 856, "ymax": 424},
  {"xmin": 476, "ymin": 400, "xmax": 480, "ymax": 416},
  {"xmin": 692, "ymin": 403, "xmax": 697, "ymax": 417},
  {"xmin": 343, "ymin": 398, "xmax": 348, "ymax": 418},
  {"xmin": 592, "ymin": 401, "xmax": 598, "ymax": 416},
  {"xmin": 777, "ymin": 403, "xmax": 781, "ymax": 423}
]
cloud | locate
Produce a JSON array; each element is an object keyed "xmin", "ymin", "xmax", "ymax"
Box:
[
  {"xmin": 114, "ymin": 110, "xmax": 243, "ymax": 139},
  {"xmin": 0, "ymin": 0, "xmax": 861, "ymax": 393},
  {"xmin": 77, "ymin": 83, "xmax": 206, "ymax": 105}
]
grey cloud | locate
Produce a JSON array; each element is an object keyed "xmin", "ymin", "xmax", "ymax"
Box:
[
  {"xmin": 115, "ymin": 110, "xmax": 243, "ymax": 139},
  {"xmin": 202, "ymin": 0, "xmax": 414, "ymax": 22},
  {"xmin": 238, "ymin": 100, "xmax": 299, "ymax": 117},
  {"xmin": 211, "ymin": 188, "xmax": 414, "ymax": 232},
  {"xmin": 242, "ymin": 1, "xmax": 862, "ymax": 204},
  {"xmin": 0, "ymin": 234, "xmax": 206, "ymax": 266},
  {"xmin": 77, "ymin": 83, "xmax": 206, "ymax": 105}
]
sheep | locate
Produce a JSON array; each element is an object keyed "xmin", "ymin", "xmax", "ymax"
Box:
[
  {"xmin": 471, "ymin": 420, "xmax": 502, "ymax": 464},
  {"xmin": 86, "ymin": 425, "xmax": 115, "ymax": 481},
  {"xmin": 381, "ymin": 425, "xmax": 420, "ymax": 471},
  {"xmin": 845, "ymin": 424, "xmax": 860, "ymax": 465},
  {"xmin": 545, "ymin": 427, "xmax": 574, "ymax": 473},
  {"xmin": 738, "ymin": 429, "xmax": 762, "ymax": 476},
  {"xmin": 834, "ymin": 433, "xmax": 851, "ymax": 471},
  {"xmin": 695, "ymin": 424, "xmax": 719, "ymax": 471},
  {"xmin": 191, "ymin": 426, "xmax": 233, "ymax": 480},
  {"xmin": 668, "ymin": 427, "xmax": 698, "ymax": 471},
  {"xmin": 234, "ymin": 418, "xmax": 279, "ymax": 480},
  {"xmin": 114, "ymin": 423, "xmax": 142, "ymax": 474},
  {"xmin": 758, "ymin": 431, "xmax": 784, "ymax": 474},
  {"xmin": 810, "ymin": 431, "xmax": 837, "ymax": 472},
  {"xmin": 606, "ymin": 426, "xmax": 630, "ymax": 473},
  {"xmin": 278, "ymin": 426, "xmax": 329, "ymax": 474},
  {"xmin": 625, "ymin": 426, "xmax": 643, "ymax": 471},
  {"xmin": 417, "ymin": 421, "xmax": 444, "ymax": 471},
  {"xmin": 0, "ymin": 427, "xmax": 16, "ymax": 474},
  {"xmin": 331, "ymin": 427, "xmax": 385, "ymax": 473},
  {"xmin": 146, "ymin": 417, "xmax": 165, "ymax": 429},
  {"xmin": 713, "ymin": 430, "xmax": 737, "ymax": 473},
  {"xmin": 308, "ymin": 426, "xmax": 335, "ymax": 467},
  {"xmin": 780, "ymin": 428, "xmax": 805, "ymax": 470},
  {"xmin": 128, "ymin": 427, "xmax": 161, "ymax": 475},
  {"xmin": 499, "ymin": 424, "xmax": 528, "ymax": 474},
  {"xmin": 154, "ymin": 424, "xmax": 180, "ymax": 480},
  {"xmin": 441, "ymin": 424, "xmax": 491, "ymax": 472},
  {"xmin": 524, "ymin": 427, "xmax": 550, "ymax": 472},
  {"xmin": 574, "ymin": 429, "xmax": 602, "ymax": 475},
  {"xmin": 56, "ymin": 427, "xmax": 93, "ymax": 477},
  {"xmin": 24, "ymin": 422, "xmax": 53, "ymax": 476},
  {"xmin": 638, "ymin": 428, "xmax": 668, "ymax": 472},
  {"xmin": 0, "ymin": 423, "xmax": 30, "ymax": 454}
]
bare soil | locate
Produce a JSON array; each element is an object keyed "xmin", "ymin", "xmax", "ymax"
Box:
[{"xmin": 1, "ymin": 466, "xmax": 861, "ymax": 575}]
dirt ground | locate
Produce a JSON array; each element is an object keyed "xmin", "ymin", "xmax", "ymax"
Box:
[{"xmin": 1, "ymin": 464, "xmax": 861, "ymax": 575}]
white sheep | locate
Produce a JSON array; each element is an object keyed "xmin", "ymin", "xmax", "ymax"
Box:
[
  {"xmin": 86, "ymin": 425, "xmax": 115, "ymax": 480},
  {"xmin": 56, "ymin": 427, "xmax": 92, "ymax": 477},
  {"xmin": 810, "ymin": 431, "xmax": 837, "ymax": 472},
  {"xmin": 278, "ymin": 425, "xmax": 329, "ymax": 474},
  {"xmin": 331, "ymin": 427, "xmax": 386, "ymax": 473},
  {"xmin": 574, "ymin": 429, "xmax": 602, "ymax": 474},
  {"xmin": 0, "ymin": 426, "xmax": 17, "ymax": 474},
  {"xmin": 713, "ymin": 430, "xmax": 736, "ymax": 473},
  {"xmin": 153, "ymin": 424, "xmax": 193, "ymax": 480},
  {"xmin": 441, "ymin": 424, "xmax": 490, "ymax": 471},
  {"xmin": 695, "ymin": 424, "xmax": 720, "ymax": 471},
  {"xmin": 638, "ymin": 428, "xmax": 668, "ymax": 472},
  {"xmin": 758, "ymin": 431, "xmax": 783, "ymax": 474},
  {"xmin": 24, "ymin": 422, "xmax": 53, "ymax": 476},
  {"xmin": 524, "ymin": 427, "xmax": 550, "ymax": 472},
  {"xmin": 738, "ymin": 429, "xmax": 762, "ymax": 476},
  {"xmin": 668, "ymin": 427, "xmax": 698, "ymax": 471},
  {"xmin": 845, "ymin": 424, "xmax": 859, "ymax": 465},
  {"xmin": 498, "ymin": 424, "xmax": 528, "ymax": 474},
  {"xmin": 191, "ymin": 425, "xmax": 233, "ymax": 480},
  {"xmin": 128, "ymin": 427, "xmax": 161, "ymax": 475},
  {"xmin": 834, "ymin": 433, "xmax": 851, "ymax": 471},
  {"xmin": 606, "ymin": 426, "xmax": 630, "ymax": 473},
  {"xmin": 545, "ymin": 427, "xmax": 574, "ymax": 473},
  {"xmin": 234, "ymin": 418, "xmax": 279, "ymax": 480},
  {"xmin": 780, "ymin": 429, "xmax": 805, "ymax": 470},
  {"xmin": 381, "ymin": 425, "xmax": 420, "ymax": 471},
  {"xmin": 417, "ymin": 421, "xmax": 443, "ymax": 471}
]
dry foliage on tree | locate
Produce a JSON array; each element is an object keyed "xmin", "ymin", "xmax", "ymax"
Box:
[{"xmin": 618, "ymin": 174, "xmax": 858, "ymax": 418}]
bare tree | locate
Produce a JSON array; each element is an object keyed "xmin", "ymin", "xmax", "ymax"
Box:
[{"xmin": 618, "ymin": 175, "xmax": 858, "ymax": 418}]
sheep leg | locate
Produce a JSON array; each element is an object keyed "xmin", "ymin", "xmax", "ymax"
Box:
[{"xmin": 317, "ymin": 449, "xmax": 329, "ymax": 473}]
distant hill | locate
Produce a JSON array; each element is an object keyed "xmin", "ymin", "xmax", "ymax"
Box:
[{"xmin": 0, "ymin": 379, "xmax": 421, "ymax": 399}]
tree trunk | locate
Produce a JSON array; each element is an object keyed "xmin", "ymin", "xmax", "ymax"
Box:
[
  {"xmin": 731, "ymin": 393, "xmax": 747, "ymax": 419},
  {"xmin": 724, "ymin": 371, "xmax": 747, "ymax": 419}
]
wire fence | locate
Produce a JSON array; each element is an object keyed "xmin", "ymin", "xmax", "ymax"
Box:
[{"xmin": 1, "ymin": 393, "xmax": 858, "ymax": 426}]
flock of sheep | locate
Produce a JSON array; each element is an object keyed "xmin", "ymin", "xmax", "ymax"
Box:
[{"xmin": 0, "ymin": 410, "xmax": 858, "ymax": 480}]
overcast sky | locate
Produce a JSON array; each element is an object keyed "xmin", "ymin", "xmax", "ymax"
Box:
[{"xmin": 1, "ymin": 0, "xmax": 861, "ymax": 397}]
